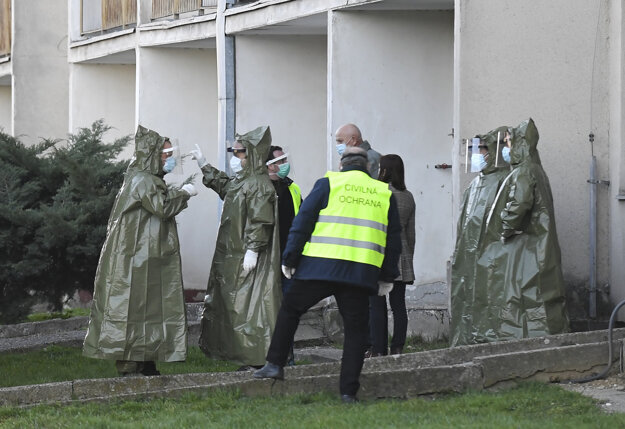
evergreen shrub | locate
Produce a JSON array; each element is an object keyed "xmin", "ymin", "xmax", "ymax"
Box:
[{"xmin": 0, "ymin": 121, "xmax": 130, "ymax": 323}]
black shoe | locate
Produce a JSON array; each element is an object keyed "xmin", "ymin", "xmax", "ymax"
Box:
[
  {"xmin": 140, "ymin": 361, "xmax": 161, "ymax": 376},
  {"xmin": 120, "ymin": 372, "xmax": 142, "ymax": 377},
  {"xmin": 253, "ymin": 362, "xmax": 284, "ymax": 380},
  {"xmin": 390, "ymin": 347, "xmax": 403, "ymax": 355},
  {"xmin": 341, "ymin": 394, "xmax": 358, "ymax": 404}
]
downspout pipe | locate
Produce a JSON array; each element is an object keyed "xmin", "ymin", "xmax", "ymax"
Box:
[
  {"xmin": 216, "ymin": 0, "xmax": 236, "ymax": 174},
  {"xmin": 589, "ymin": 133, "xmax": 597, "ymax": 320},
  {"xmin": 587, "ymin": 132, "xmax": 610, "ymax": 319}
]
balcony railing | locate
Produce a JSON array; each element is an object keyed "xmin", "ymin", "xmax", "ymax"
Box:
[
  {"xmin": 151, "ymin": 0, "xmax": 217, "ymax": 20},
  {"xmin": 0, "ymin": 0, "xmax": 10, "ymax": 57},
  {"xmin": 81, "ymin": 0, "xmax": 137, "ymax": 35}
]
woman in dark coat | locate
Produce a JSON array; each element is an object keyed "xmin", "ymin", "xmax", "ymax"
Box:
[{"xmin": 369, "ymin": 154, "xmax": 416, "ymax": 355}]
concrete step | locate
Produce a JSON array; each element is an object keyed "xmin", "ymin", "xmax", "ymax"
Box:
[{"xmin": 1, "ymin": 328, "xmax": 623, "ymax": 407}]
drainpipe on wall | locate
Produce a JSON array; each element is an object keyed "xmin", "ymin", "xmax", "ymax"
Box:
[
  {"xmin": 587, "ymin": 132, "xmax": 610, "ymax": 319},
  {"xmin": 216, "ymin": 0, "xmax": 235, "ymax": 174},
  {"xmin": 589, "ymin": 142, "xmax": 597, "ymax": 320}
]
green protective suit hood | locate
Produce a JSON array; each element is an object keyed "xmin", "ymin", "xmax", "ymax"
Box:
[
  {"xmin": 198, "ymin": 125, "xmax": 282, "ymax": 366},
  {"xmin": 479, "ymin": 126, "xmax": 510, "ymax": 174},
  {"xmin": 236, "ymin": 125, "xmax": 272, "ymax": 177},
  {"xmin": 130, "ymin": 125, "xmax": 169, "ymax": 175},
  {"xmin": 450, "ymin": 125, "xmax": 511, "ymax": 346},
  {"xmin": 508, "ymin": 118, "xmax": 542, "ymax": 166},
  {"xmin": 83, "ymin": 125, "xmax": 190, "ymax": 363},
  {"xmin": 475, "ymin": 118, "xmax": 569, "ymax": 341}
]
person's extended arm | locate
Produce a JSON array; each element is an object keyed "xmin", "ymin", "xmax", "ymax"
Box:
[
  {"xmin": 190, "ymin": 144, "xmax": 231, "ymax": 199},
  {"xmin": 134, "ymin": 174, "xmax": 190, "ymax": 219}
]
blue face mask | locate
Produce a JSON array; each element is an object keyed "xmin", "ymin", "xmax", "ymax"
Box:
[
  {"xmin": 471, "ymin": 154, "xmax": 488, "ymax": 172},
  {"xmin": 163, "ymin": 157, "xmax": 176, "ymax": 173},
  {"xmin": 277, "ymin": 162, "xmax": 290, "ymax": 179},
  {"xmin": 477, "ymin": 154, "xmax": 488, "ymax": 171},
  {"xmin": 502, "ymin": 147, "xmax": 511, "ymax": 163},
  {"xmin": 336, "ymin": 143, "xmax": 346, "ymax": 156}
]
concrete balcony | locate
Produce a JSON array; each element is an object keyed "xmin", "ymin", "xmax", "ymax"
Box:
[{"xmin": 0, "ymin": 0, "xmax": 10, "ymax": 58}]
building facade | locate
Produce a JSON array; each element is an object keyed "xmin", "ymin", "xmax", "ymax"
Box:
[{"xmin": 0, "ymin": 0, "xmax": 622, "ymax": 326}]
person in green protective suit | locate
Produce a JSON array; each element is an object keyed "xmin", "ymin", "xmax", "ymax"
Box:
[
  {"xmin": 478, "ymin": 118, "xmax": 569, "ymax": 339},
  {"xmin": 450, "ymin": 126, "xmax": 510, "ymax": 346},
  {"xmin": 190, "ymin": 126, "xmax": 281, "ymax": 369},
  {"xmin": 83, "ymin": 125, "xmax": 198, "ymax": 376}
]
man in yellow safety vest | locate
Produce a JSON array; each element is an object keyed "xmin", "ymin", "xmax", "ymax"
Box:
[
  {"xmin": 254, "ymin": 147, "xmax": 401, "ymax": 403},
  {"xmin": 266, "ymin": 145, "xmax": 302, "ymax": 296}
]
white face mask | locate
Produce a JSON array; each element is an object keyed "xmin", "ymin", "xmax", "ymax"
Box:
[{"xmin": 230, "ymin": 156, "xmax": 243, "ymax": 174}]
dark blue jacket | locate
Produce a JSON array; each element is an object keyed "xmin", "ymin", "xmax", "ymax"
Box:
[{"xmin": 282, "ymin": 165, "xmax": 401, "ymax": 294}]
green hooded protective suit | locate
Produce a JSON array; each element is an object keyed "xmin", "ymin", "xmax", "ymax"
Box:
[
  {"xmin": 478, "ymin": 118, "xmax": 569, "ymax": 339},
  {"xmin": 83, "ymin": 126, "xmax": 190, "ymax": 362},
  {"xmin": 450, "ymin": 126, "xmax": 510, "ymax": 346},
  {"xmin": 198, "ymin": 126, "xmax": 281, "ymax": 366}
]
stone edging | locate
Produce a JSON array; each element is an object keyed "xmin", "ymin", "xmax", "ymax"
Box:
[{"xmin": 1, "ymin": 328, "xmax": 623, "ymax": 407}]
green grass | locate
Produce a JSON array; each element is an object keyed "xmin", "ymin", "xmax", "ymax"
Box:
[
  {"xmin": 26, "ymin": 308, "xmax": 90, "ymax": 323},
  {"xmin": 0, "ymin": 337, "xmax": 446, "ymax": 389},
  {"xmin": 403, "ymin": 336, "xmax": 449, "ymax": 353},
  {"xmin": 0, "ymin": 346, "xmax": 239, "ymax": 388},
  {"xmin": 0, "ymin": 382, "xmax": 623, "ymax": 428}
]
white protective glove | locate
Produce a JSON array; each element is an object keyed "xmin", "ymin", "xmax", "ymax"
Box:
[
  {"xmin": 377, "ymin": 281, "xmax": 394, "ymax": 296},
  {"xmin": 190, "ymin": 144, "xmax": 208, "ymax": 168},
  {"xmin": 181, "ymin": 183, "xmax": 198, "ymax": 196},
  {"xmin": 242, "ymin": 249, "xmax": 258, "ymax": 272},
  {"xmin": 281, "ymin": 265, "xmax": 296, "ymax": 279}
]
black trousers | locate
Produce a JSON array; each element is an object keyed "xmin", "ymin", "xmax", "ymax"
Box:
[
  {"xmin": 266, "ymin": 279, "xmax": 370, "ymax": 396},
  {"xmin": 369, "ymin": 282, "xmax": 408, "ymax": 355}
]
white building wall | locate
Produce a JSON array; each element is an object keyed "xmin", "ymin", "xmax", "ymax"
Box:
[
  {"xmin": 0, "ymin": 85, "xmax": 10, "ymax": 132},
  {"xmin": 137, "ymin": 46, "xmax": 219, "ymax": 290},
  {"xmin": 608, "ymin": 0, "xmax": 625, "ymax": 308},
  {"xmin": 330, "ymin": 10, "xmax": 455, "ymax": 287},
  {"xmin": 456, "ymin": 0, "xmax": 611, "ymax": 300},
  {"xmin": 69, "ymin": 63, "xmax": 136, "ymax": 159},
  {"xmin": 12, "ymin": 0, "xmax": 69, "ymax": 144},
  {"xmin": 235, "ymin": 35, "xmax": 327, "ymax": 197}
]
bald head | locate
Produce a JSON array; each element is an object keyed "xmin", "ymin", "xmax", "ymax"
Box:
[{"xmin": 335, "ymin": 123, "xmax": 363, "ymax": 148}]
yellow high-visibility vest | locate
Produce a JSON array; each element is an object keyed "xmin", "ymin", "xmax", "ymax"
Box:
[
  {"xmin": 302, "ymin": 170, "xmax": 391, "ymax": 267},
  {"xmin": 289, "ymin": 182, "xmax": 301, "ymax": 216}
]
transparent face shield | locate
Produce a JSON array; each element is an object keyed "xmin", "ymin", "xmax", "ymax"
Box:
[
  {"xmin": 493, "ymin": 131, "xmax": 513, "ymax": 168},
  {"xmin": 162, "ymin": 139, "xmax": 183, "ymax": 176},
  {"xmin": 266, "ymin": 148, "xmax": 292, "ymax": 179},
  {"xmin": 469, "ymin": 137, "xmax": 483, "ymax": 173},
  {"xmin": 501, "ymin": 131, "xmax": 512, "ymax": 165}
]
